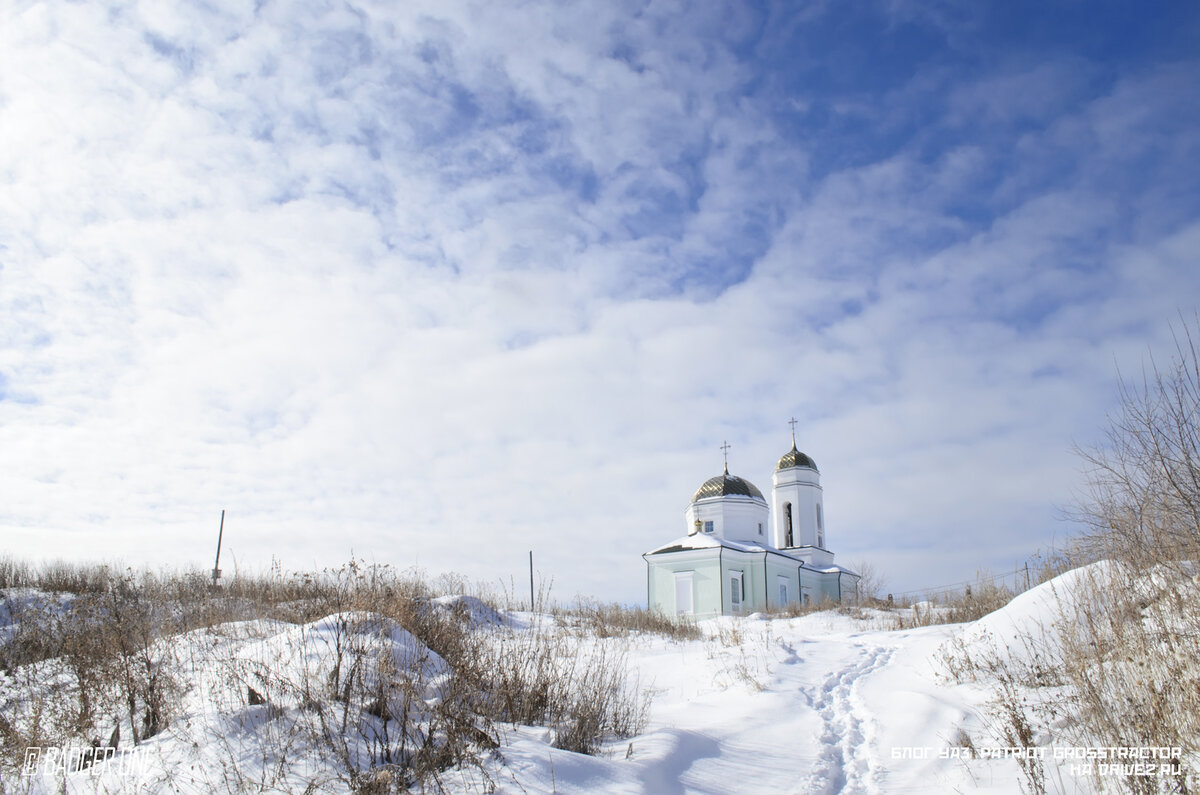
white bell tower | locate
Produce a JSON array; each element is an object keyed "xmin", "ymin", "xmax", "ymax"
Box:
[{"xmin": 772, "ymin": 419, "xmax": 825, "ymax": 550}]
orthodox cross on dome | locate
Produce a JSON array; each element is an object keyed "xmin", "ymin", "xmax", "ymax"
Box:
[
  {"xmin": 720, "ymin": 440, "xmax": 731, "ymax": 473},
  {"xmin": 788, "ymin": 417, "xmax": 798, "ymax": 447}
]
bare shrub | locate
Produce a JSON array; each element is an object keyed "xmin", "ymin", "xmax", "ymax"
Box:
[
  {"xmin": 0, "ymin": 575, "xmax": 186, "ymax": 782},
  {"xmin": 103, "ymin": 574, "xmax": 185, "ymax": 745},
  {"xmin": 851, "ymin": 560, "xmax": 885, "ymax": 602},
  {"xmin": 37, "ymin": 560, "xmax": 113, "ymax": 595},
  {"xmin": 1073, "ymin": 315, "xmax": 1200, "ymax": 568},
  {"xmin": 0, "ymin": 556, "xmax": 33, "ymax": 590}
]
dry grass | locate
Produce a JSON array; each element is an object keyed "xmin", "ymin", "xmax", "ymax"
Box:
[
  {"xmin": 0, "ymin": 558, "xmax": 651, "ymax": 791},
  {"xmin": 555, "ymin": 598, "xmax": 702, "ymax": 641}
]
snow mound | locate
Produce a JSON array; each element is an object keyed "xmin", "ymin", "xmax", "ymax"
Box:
[
  {"xmin": 220, "ymin": 612, "xmax": 449, "ymax": 709},
  {"xmin": 959, "ymin": 561, "xmax": 1117, "ymax": 664}
]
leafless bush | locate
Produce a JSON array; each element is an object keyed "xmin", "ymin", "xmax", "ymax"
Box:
[
  {"xmin": 0, "ymin": 557, "xmax": 34, "ymax": 590},
  {"xmin": 0, "ymin": 557, "xmax": 112, "ymax": 595},
  {"xmin": 851, "ymin": 560, "xmax": 885, "ymax": 602},
  {"xmin": 0, "ymin": 575, "xmax": 187, "ymax": 782},
  {"xmin": 1073, "ymin": 315, "xmax": 1200, "ymax": 569},
  {"xmin": 37, "ymin": 560, "xmax": 114, "ymax": 595}
]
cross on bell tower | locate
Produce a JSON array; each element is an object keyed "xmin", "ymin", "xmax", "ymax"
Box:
[{"xmin": 720, "ymin": 440, "xmax": 731, "ymax": 473}]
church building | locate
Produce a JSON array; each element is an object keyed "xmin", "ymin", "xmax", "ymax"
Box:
[{"xmin": 644, "ymin": 432, "xmax": 860, "ymax": 617}]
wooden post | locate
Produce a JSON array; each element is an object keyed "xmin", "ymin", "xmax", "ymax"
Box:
[
  {"xmin": 211, "ymin": 510, "xmax": 225, "ymax": 588},
  {"xmin": 528, "ymin": 550, "xmax": 535, "ymax": 611}
]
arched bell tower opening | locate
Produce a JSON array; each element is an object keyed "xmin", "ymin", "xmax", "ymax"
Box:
[{"xmin": 783, "ymin": 502, "xmax": 793, "ymax": 547}]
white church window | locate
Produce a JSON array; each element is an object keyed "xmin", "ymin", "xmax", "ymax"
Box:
[
  {"xmin": 758, "ymin": 522, "xmax": 763, "ymax": 535},
  {"xmin": 674, "ymin": 572, "xmax": 694, "ymax": 615},
  {"xmin": 704, "ymin": 520, "xmax": 714, "ymax": 533},
  {"xmin": 730, "ymin": 571, "xmax": 744, "ymax": 611},
  {"xmin": 778, "ymin": 576, "xmax": 789, "ymax": 606}
]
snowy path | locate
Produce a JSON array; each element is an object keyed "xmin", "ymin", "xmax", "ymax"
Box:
[
  {"xmin": 491, "ymin": 615, "xmax": 973, "ymax": 795},
  {"xmin": 649, "ymin": 632, "xmax": 905, "ymax": 795},
  {"xmin": 801, "ymin": 642, "xmax": 896, "ymax": 794}
]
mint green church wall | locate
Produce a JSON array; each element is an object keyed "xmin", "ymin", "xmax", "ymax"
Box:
[
  {"xmin": 807, "ymin": 570, "xmax": 860, "ymax": 604},
  {"xmin": 720, "ymin": 549, "xmax": 765, "ymax": 614},
  {"xmin": 648, "ymin": 549, "xmax": 860, "ymax": 616},
  {"xmin": 647, "ymin": 554, "xmax": 721, "ymax": 617},
  {"xmin": 764, "ymin": 557, "xmax": 801, "ymax": 610}
]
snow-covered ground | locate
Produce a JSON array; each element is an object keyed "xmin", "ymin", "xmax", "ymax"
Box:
[
  {"xmin": 487, "ymin": 612, "xmax": 998, "ymax": 795},
  {"xmin": 4, "ymin": 569, "xmax": 1186, "ymax": 793}
]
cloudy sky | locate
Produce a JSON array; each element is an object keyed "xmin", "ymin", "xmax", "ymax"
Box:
[{"xmin": 2, "ymin": 0, "xmax": 1199, "ymax": 603}]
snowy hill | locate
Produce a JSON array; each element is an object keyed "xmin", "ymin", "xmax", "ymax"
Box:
[{"xmin": 2, "ymin": 566, "xmax": 1191, "ymax": 793}]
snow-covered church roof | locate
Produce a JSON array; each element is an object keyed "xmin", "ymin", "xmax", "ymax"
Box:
[{"xmin": 643, "ymin": 533, "xmax": 857, "ymax": 576}]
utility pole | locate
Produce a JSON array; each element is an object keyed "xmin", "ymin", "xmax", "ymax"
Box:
[
  {"xmin": 528, "ymin": 550, "xmax": 535, "ymax": 611},
  {"xmin": 211, "ymin": 510, "xmax": 225, "ymax": 588}
]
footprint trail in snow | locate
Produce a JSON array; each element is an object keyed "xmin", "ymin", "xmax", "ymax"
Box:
[{"xmin": 801, "ymin": 643, "xmax": 896, "ymax": 795}]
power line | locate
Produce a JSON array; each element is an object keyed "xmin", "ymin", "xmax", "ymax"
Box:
[{"xmin": 885, "ymin": 566, "xmax": 1035, "ymax": 600}]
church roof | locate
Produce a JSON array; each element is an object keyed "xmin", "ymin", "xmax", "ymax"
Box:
[
  {"xmin": 691, "ymin": 468, "xmax": 765, "ymax": 502},
  {"xmin": 644, "ymin": 533, "xmax": 761, "ymax": 556},
  {"xmin": 776, "ymin": 444, "xmax": 818, "ymax": 472},
  {"xmin": 642, "ymin": 534, "xmax": 859, "ymax": 577}
]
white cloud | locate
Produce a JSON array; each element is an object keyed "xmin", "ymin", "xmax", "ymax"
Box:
[{"xmin": 0, "ymin": 0, "xmax": 1198, "ymax": 601}]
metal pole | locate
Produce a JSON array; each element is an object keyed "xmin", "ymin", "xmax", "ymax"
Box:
[
  {"xmin": 212, "ymin": 509, "xmax": 225, "ymax": 588},
  {"xmin": 529, "ymin": 550, "xmax": 535, "ymax": 611}
]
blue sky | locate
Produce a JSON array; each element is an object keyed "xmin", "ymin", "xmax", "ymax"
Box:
[{"xmin": 1, "ymin": 0, "xmax": 1199, "ymax": 603}]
